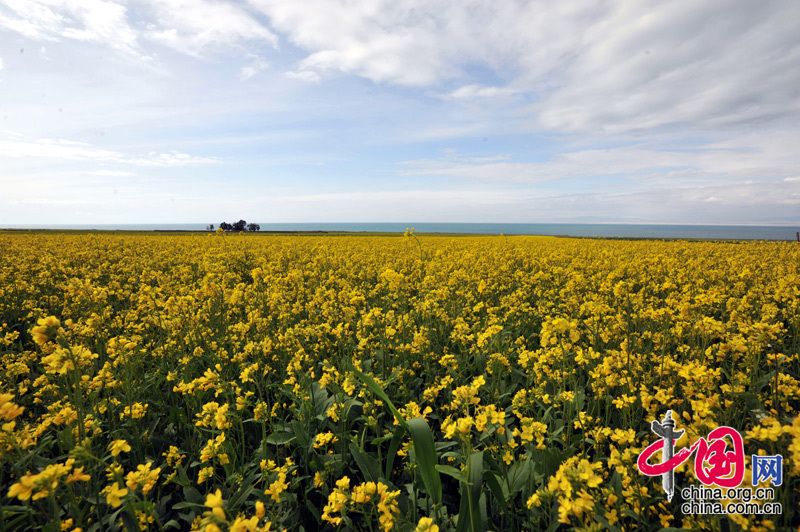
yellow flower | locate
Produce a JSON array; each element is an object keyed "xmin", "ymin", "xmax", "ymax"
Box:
[
  {"xmin": 611, "ymin": 394, "xmax": 636, "ymax": 410},
  {"xmin": 163, "ymin": 445, "xmax": 185, "ymax": 467},
  {"xmin": 322, "ymin": 476, "xmax": 351, "ymax": 526},
  {"xmin": 31, "ymin": 316, "xmax": 61, "ymax": 346},
  {"xmin": 415, "ymin": 516, "xmax": 439, "ymax": 532},
  {"xmin": 229, "ymin": 516, "xmax": 260, "ymax": 532},
  {"xmin": 265, "ymin": 471, "xmax": 288, "ymax": 502},
  {"xmin": 0, "ymin": 393, "xmax": 24, "ymax": 421},
  {"xmin": 7, "ymin": 461, "xmax": 72, "ymax": 501},
  {"xmin": 66, "ymin": 467, "xmax": 91, "ymax": 484},
  {"xmin": 196, "ymin": 402, "xmax": 231, "ymax": 430},
  {"xmin": 102, "ymin": 482, "xmax": 128, "ymax": 508},
  {"xmin": 351, "ymin": 481, "xmax": 377, "ymax": 504},
  {"xmin": 7, "ymin": 475, "xmax": 35, "ymax": 501},
  {"xmin": 526, "ymin": 492, "xmax": 542, "ymax": 508},
  {"xmin": 253, "ymin": 402, "xmax": 269, "ymax": 421},
  {"xmin": 198, "ymin": 466, "xmax": 215, "ymax": 484},
  {"xmin": 514, "ymin": 417, "xmax": 547, "ymax": 448},
  {"xmin": 456, "ymin": 416, "xmax": 473, "ymax": 435},
  {"xmin": 205, "ymin": 489, "xmax": 225, "ymax": 520},
  {"xmin": 200, "ymin": 433, "xmax": 229, "ymax": 465},
  {"xmin": 313, "ymin": 431, "xmax": 338, "ymax": 449},
  {"xmin": 108, "ymin": 439, "xmax": 131, "ymax": 457},
  {"xmin": 125, "ymin": 462, "xmax": 161, "ymax": 495},
  {"xmin": 119, "ymin": 402, "xmax": 148, "ymax": 420}
]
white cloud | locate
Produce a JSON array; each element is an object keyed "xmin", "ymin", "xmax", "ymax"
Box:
[
  {"xmin": 4, "ymin": 1, "xmax": 797, "ymax": 134},
  {"xmin": 535, "ymin": 2, "xmax": 800, "ymax": 132},
  {"xmin": 284, "ymin": 69, "xmax": 320, "ymax": 83},
  {"xmin": 0, "ymin": 0, "xmax": 146, "ymax": 59},
  {"xmin": 10, "ymin": 197, "xmax": 95, "ymax": 206},
  {"xmin": 271, "ymin": 188, "xmax": 520, "ymax": 205},
  {"xmin": 249, "ymin": 0, "xmax": 468, "ymax": 86},
  {"xmin": 0, "ymin": 134, "xmax": 219, "ymax": 166},
  {"xmin": 0, "ymin": 55, "xmax": 4, "ymax": 70},
  {"xmin": 249, "ymin": 0, "xmax": 800, "ymax": 133},
  {"xmin": 400, "ymin": 124, "xmax": 487, "ymax": 143},
  {"xmin": 239, "ymin": 55, "xmax": 269, "ymax": 80},
  {"xmin": 132, "ymin": 150, "xmax": 219, "ymax": 167},
  {"xmin": 86, "ymin": 169, "xmax": 136, "ymax": 176},
  {"xmin": 0, "ymin": 0, "xmax": 276, "ymax": 63},
  {"xmin": 447, "ymin": 84, "xmax": 516, "ymax": 100},
  {"xmin": 402, "ymin": 129, "xmax": 800, "ymax": 184},
  {"xmin": 142, "ymin": 0, "xmax": 277, "ymax": 57},
  {"xmin": 529, "ymin": 181, "xmax": 800, "ymax": 224}
]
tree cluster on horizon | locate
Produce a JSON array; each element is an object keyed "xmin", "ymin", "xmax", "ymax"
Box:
[{"xmin": 213, "ymin": 220, "xmax": 260, "ymax": 232}]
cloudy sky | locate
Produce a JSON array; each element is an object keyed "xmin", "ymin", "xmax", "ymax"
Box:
[{"xmin": 1, "ymin": 0, "xmax": 798, "ymax": 225}]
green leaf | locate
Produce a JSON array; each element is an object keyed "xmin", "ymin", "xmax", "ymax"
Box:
[
  {"xmin": 456, "ymin": 451, "xmax": 484, "ymax": 532},
  {"xmin": 407, "ymin": 417, "xmax": 442, "ymax": 506},
  {"xmin": 436, "ymin": 464, "xmax": 467, "ymax": 483},
  {"xmin": 350, "ymin": 442, "xmax": 380, "ymax": 482},
  {"xmin": 312, "ymin": 381, "xmax": 333, "ymax": 418},
  {"xmin": 752, "ymin": 370, "xmax": 776, "ymax": 392},
  {"xmin": 484, "ymin": 470, "xmax": 507, "ymax": 507},
  {"xmin": 291, "ymin": 420, "xmax": 310, "ymax": 449},
  {"xmin": 385, "ymin": 424, "xmax": 404, "ymax": 480},
  {"xmin": 266, "ymin": 431, "xmax": 296, "ymax": 445},
  {"xmin": 229, "ymin": 468, "xmax": 261, "ymax": 508},
  {"xmin": 456, "ymin": 483, "xmax": 470, "ymax": 532},
  {"xmin": 182, "ymin": 485, "xmax": 204, "ymax": 504},
  {"xmin": 466, "ymin": 452, "xmax": 484, "ymax": 530},
  {"xmin": 354, "ymin": 367, "xmax": 442, "ymax": 505},
  {"xmin": 171, "ymin": 501, "xmax": 203, "ymax": 510},
  {"xmin": 120, "ymin": 510, "xmax": 138, "ymax": 532},
  {"xmin": 507, "ymin": 458, "xmax": 533, "ymax": 496},
  {"xmin": 532, "ymin": 447, "xmax": 567, "ymax": 479},
  {"xmin": 352, "ymin": 367, "xmax": 407, "ymax": 430}
]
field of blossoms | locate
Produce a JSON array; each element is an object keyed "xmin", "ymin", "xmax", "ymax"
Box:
[{"xmin": 0, "ymin": 231, "xmax": 798, "ymax": 531}]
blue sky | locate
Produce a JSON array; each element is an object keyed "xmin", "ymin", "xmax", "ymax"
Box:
[{"xmin": 1, "ymin": 0, "xmax": 798, "ymax": 225}]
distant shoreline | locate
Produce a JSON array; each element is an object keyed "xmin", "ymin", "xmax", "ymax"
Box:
[{"xmin": 1, "ymin": 226, "xmax": 797, "ymax": 242}]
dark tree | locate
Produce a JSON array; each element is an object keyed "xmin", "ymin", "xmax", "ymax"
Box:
[
  {"xmin": 219, "ymin": 222, "xmax": 233, "ymax": 231},
  {"xmin": 247, "ymin": 223, "xmax": 260, "ymax": 232},
  {"xmin": 208, "ymin": 224, "xmax": 215, "ymax": 231},
  {"xmin": 233, "ymin": 220, "xmax": 247, "ymax": 232}
]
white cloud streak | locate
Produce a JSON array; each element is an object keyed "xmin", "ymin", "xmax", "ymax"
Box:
[
  {"xmin": 141, "ymin": 0, "xmax": 276, "ymax": 57},
  {"xmin": 0, "ymin": 134, "xmax": 219, "ymax": 166},
  {"xmin": 0, "ymin": 0, "xmax": 146, "ymax": 59},
  {"xmin": 446, "ymin": 85, "xmax": 517, "ymax": 100},
  {"xmin": 239, "ymin": 55, "xmax": 269, "ymax": 80},
  {"xmin": 0, "ymin": 0, "xmax": 276, "ymax": 63},
  {"xmin": 402, "ymin": 134, "xmax": 800, "ymax": 185}
]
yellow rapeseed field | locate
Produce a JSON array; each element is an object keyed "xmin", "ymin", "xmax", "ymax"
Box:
[{"xmin": 0, "ymin": 231, "xmax": 798, "ymax": 531}]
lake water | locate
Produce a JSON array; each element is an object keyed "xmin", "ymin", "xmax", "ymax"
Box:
[{"xmin": 3, "ymin": 223, "xmax": 798, "ymax": 240}]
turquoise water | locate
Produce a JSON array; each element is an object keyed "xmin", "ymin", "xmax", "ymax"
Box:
[{"xmin": 3, "ymin": 223, "xmax": 798, "ymax": 240}]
